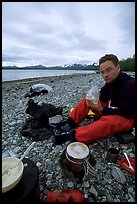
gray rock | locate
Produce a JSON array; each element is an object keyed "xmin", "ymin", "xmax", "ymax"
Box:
[{"xmin": 111, "ymin": 166, "xmax": 126, "ymax": 184}]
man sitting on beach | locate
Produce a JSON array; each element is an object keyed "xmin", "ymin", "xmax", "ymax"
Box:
[{"xmin": 51, "ymin": 54, "xmax": 135, "ymax": 145}]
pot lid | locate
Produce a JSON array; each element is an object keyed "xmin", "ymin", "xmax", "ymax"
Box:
[{"xmin": 67, "ymin": 142, "xmax": 89, "ymax": 159}]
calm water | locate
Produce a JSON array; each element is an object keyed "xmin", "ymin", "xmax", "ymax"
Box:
[{"xmin": 2, "ymin": 69, "xmax": 96, "ymax": 82}]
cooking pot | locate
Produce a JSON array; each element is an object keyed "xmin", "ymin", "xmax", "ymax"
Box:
[
  {"xmin": 60, "ymin": 142, "xmax": 96, "ymax": 180},
  {"xmin": 2, "ymin": 157, "xmax": 24, "ymax": 193},
  {"xmin": 65, "ymin": 142, "xmax": 90, "ymax": 173}
]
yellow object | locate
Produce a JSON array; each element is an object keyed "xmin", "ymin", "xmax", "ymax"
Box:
[
  {"xmin": 70, "ymin": 108, "xmax": 95, "ymax": 116},
  {"xmin": 70, "ymin": 108, "xmax": 74, "ymax": 113},
  {"xmin": 88, "ymin": 109, "xmax": 95, "ymax": 116}
]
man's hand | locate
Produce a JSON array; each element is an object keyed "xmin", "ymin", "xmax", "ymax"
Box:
[{"xmin": 86, "ymin": 99, "xmax": 103, "ymax": 117}]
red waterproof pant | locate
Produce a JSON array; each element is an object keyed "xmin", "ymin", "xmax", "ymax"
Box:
[{"xmin": 69, "ymin": 97, "xmax": 135, "ymax": 144}]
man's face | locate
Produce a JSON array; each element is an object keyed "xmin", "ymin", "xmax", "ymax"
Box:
[{"xmin": 99, "ymin": 60, "xmax": 120, "ymax": 83}]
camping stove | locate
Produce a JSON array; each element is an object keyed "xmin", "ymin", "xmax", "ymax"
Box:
[{"xmin": 59, "ymin": 142, "xmax": 96, "ymax": 181}]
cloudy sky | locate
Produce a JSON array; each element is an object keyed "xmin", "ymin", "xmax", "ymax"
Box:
[{"xmin": 2, "ymin": 2, "xmax": 135, "ymax": 67}]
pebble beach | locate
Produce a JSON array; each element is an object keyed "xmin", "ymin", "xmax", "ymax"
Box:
[{"xmin": 2, "ymin": 72, "xmax": 135, "ymax": 202}]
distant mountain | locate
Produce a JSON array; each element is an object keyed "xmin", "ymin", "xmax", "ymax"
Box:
[
  {"xmin": 22, "ymin": 64, "xmax": 46, "ymax": 69},
  {"xmin": 3, "ymin": 65, "xmax": 18, "ymax": 69},
  {"xmin": 2, "ymin": 63, "xmax": 99, "ymax": 70},
  {"xmin": 2, "ymin": 55, "xmax": 135, "ymax": 72}
]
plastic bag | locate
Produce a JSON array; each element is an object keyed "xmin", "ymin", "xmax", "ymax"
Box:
[
  {"xmin": 24, "ymin": 84, "xmax": 53, "ymax": 98},
  {"xmin": 2, "ymin": 150, "xmax": 17, "ymax": 158},
  {"xmin": 31, "ymin": 84, "xmax": 53, "ymax": 93},
  {"xmin": 86, "ymin": 85, "xmax": 99, "ymax": 104}
]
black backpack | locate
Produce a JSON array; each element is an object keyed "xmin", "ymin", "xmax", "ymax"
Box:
[{"xmin": 20, "ymin": 99, "xmax": 63, "ymax": 141}]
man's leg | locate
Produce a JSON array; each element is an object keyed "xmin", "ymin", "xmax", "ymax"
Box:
[
  {"xmin": 69, "ymin": 97, "xmax": 90, "ymax": 124},
  {"xmin": 75, "ymin": 115, "xmax": 135, "ymax": 144},
  {"xmin": 55, "ymin": 97, "xmax": 109, "ymax": 131},
  {"xmin": 55, "ymin": 97, "xmax": 90, "ymax": 132}
]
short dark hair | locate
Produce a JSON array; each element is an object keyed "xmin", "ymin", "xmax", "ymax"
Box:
[{"xmin": 99, "ymin": 54, "xmax": 119, "ymax": 66}]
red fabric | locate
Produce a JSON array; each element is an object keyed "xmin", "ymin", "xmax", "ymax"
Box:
[
  {"xmin": 69, "ymin": 97, "xmax": 135, "ymax": 144},
  {"xmin": 69, "ymin": 97, "xmax": 109, "ymax": 124},
  {"xmin": 43, "ymin": 190, "xmax": 85, "ymax": 202},
  {"xmin": 44, "ymin": 192, "xmax": 61, "ymax": 202},
  {"xmin": 70, "ymin": 97, "xmax": 90, "ymax": 124},
  {"xmin": 68, "ymin": 190, "xmax": 85, "ymax": 202}
]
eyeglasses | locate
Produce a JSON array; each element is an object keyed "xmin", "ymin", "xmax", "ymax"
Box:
[{"xmin": 100, "ymin": 67, "xmax": 114, "ymax": 75}]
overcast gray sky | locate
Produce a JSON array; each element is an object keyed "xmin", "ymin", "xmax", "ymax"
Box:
[{"xmin": 2, "ymin": 2, "xmax": 135, "ymax": 67}]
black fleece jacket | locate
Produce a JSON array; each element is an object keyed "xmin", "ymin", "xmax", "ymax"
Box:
[{"xmin": 99, "ymin": 71, "xmax": 135, "ymax": 118}]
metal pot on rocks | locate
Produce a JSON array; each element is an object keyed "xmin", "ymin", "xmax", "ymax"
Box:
[{"xmin": 60, "ymin": 142, "xmax": 96, "ymax": 180}]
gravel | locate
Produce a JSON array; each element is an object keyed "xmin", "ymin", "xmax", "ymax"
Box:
[{"xmin": 2, "ymin": 73, "xmax": 135, "ymax": 202}]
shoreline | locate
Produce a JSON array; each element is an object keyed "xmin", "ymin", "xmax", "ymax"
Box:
[
  {"xmin": 2, "ymin": 69, "xmax": 97, "ymax": 83},
  {"xmin": 2, "ymin": 73, "xmax": 95, "ymax": 84},
  {"xmin": 2, "ymin": 71, "xmax": 135, "ymax": 84},
  {"xmin": 2, "ymin": 73, "xmax": 90, "ymax": 83}
]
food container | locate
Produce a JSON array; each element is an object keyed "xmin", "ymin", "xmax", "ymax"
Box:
[
  {"xmin": 2, "ymin": 158, "xmax": 40, "ymax": 204},
  {"xmin": 120, "ymin": 158, "xmax": 135, "ymax": 174},
  {"xmin": 86, "ymin": 86, "xmax": 99, "ymax": 105},
  {"xmin": 2, "ymin": 157, "xmax": 24, "ymax": 193}
]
